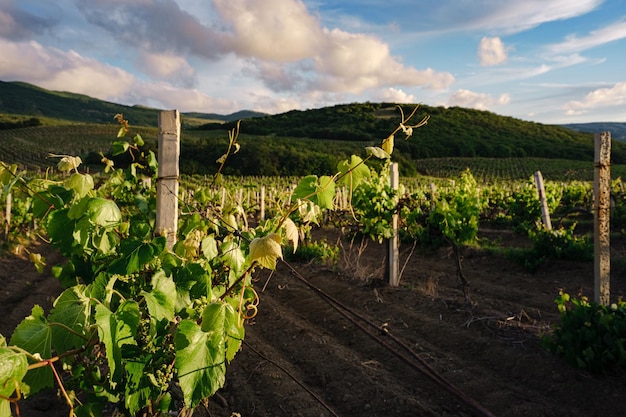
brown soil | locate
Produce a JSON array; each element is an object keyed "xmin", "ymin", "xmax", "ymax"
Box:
[{"xmin": 2, "ymin": 228, "xmax": 626, "ymax": 417}]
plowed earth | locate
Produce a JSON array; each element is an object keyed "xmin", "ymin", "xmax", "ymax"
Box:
[{"xmin": 2, "ymin": 227, "xmax": 626, "ymax": 417}]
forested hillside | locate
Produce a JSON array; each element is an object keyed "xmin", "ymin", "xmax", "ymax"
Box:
[
  {"xmin": 202, "ymin": 102, "xmax": 624, "ymax": 162},
  {"xmin": 0, "ymin": 81, "xmax": 263, "ymax": 127},
  {"xmin": 3, "ymin": 81, "xmax": 626, "ymax": 178}
]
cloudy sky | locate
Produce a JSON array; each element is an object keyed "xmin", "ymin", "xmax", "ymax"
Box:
[{"xmin": 1, "ymin": 0, "xmax": 625, "ymax": 124}]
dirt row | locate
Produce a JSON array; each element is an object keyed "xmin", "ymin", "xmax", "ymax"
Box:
[{"xmin": 2, "ymin": 228, "xmax": 626, "ymax": 417}]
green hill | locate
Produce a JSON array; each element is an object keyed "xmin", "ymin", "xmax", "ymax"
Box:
[
  {"xmin": 0, "ymin": 80, "xmax": 264, "ymax": 127},
  {"xmin": 2, "ymin": 80, "xmax": 626, "ymax": 181},
  {"xmin": 202, "ymin": 102, "xmax": 626, "ymax": 163}
]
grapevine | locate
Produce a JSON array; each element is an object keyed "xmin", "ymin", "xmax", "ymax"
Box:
[{"xmin": 0, "ymin": 105, "xmax": 429, "ymax": 416}]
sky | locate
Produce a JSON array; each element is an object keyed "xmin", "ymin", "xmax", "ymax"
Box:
[{"xmin": 0, "ymin": 0, "xmax": 625, "ymax": 124}]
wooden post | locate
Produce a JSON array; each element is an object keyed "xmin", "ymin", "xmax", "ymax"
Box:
[
  {"xmin": 533, "ymin": 171, "xmax": 552, "ymax": 230},
  {"xmin": 4, "ymin": 192, "xmax": 11, "ymax": 236},
  {"xmin": 156, "ymin": 110, "xmax": 181, "ymax": 250},
  {"xmin": 594, "ymin": 132, "xmax": 611, "ymax": 305},
  {"xmin": 387, "ymin": 163, "xmax": 400, "ymax": 287},
  {"xmin": 259, "ymin": 186, "xmax": 266, "ymax": 221}
]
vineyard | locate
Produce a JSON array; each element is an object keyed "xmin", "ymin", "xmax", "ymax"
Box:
[{"xmin": 1, "ymin": 109, "xmax": 626, "ymax": 417}]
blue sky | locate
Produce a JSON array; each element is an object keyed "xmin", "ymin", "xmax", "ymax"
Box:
[{"xmin": 0, "ymin": 0, "xmax": 625, "ymax": 124}]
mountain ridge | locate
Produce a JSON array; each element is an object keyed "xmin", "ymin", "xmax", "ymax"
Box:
[{"xmin": 0, "ymin": 80, "xmax": 266, "ymax": 126}]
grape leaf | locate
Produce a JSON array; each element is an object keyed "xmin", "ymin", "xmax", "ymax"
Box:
[
  {"xmin": 337, "ymin": 155, "xmax": 370, "ymax": 190},
  {"xmin": 249, "ymin": 233, "xmax": 282, "ymax": 270},
  {"xmin": 366, "ymin": 146, "xmax": 390, "ymax": 160},
  {"xmin": 0, "ymin": 347, "xmax": 28, "ymax": 415},
  {"xmin": 283, "ymin": 218, "xmax": 299, "ymax": 253},
  {"xmin": 293, "ymin": 175, "xmax": 336, "ymax": 209},
  {"xmin": 95, "ymin": 301, "xmax": 140, "ymax": 388},
  {"xmin": 381, "ymin": 134, "xmax": 394, "ymax": 155},
  {"xmin": 141, "ymin": 270, "xmax": 176, "ymax": 323},
  {"xmin": 9, "ymin": 305, "xmax": 53, "ymax": 392},
  {"xmin": 49, "ymin": 285, "xmax": 91, "ymax": 354},
  {"xmin": 65, "ymin": 173, "xmax": 94, "ymax": 198},
  {"xmin": 86, "ymin": 198, "xmax": 122, "ymax": 227},
  {"xmin": 174, "ymin": 320, "xmax": 226, "ymax": 408}
]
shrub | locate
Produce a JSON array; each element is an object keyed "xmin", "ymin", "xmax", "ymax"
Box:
[{"xmin": 543, "ymin": 291, "xmax": 626, "ymax": 373}]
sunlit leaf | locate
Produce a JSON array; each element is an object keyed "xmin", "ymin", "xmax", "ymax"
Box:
[
  {"xmin": 366, "ymin": 146, "xmax": 390, "ymax": 160},
  {"xmin": 283, "ymin": 218, "xmax": 299, "ymax": 253},
  {"xmin": 141, "ymin": 270, "xmax": 176, "ymax": 323},
  {"xmin": 65, "ymin": 173, "xmax": 94, "ymax": 198},
  {"xmin": 337, "ymin": 155, "xmax": 370, "ymax": 189},
  {"xmin": 0, "ymin": 347, "xmax": 28, "ymax": 413},
  {"xmin": 249, "ymin": 233, "xmax": 282, "ymax": 269},
  {"xmin": 86, "ymin": 197, "xmax": 122, "ymax": 227},
  {"xmin": 175, "ymin": 320, "xmax": 226, "ymax": 408},
  {"xmin": 381, "ymin": 134, "xmax": 394, "ymax": 155}
]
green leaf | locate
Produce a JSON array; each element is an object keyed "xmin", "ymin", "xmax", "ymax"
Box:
[
  {"xmin": 65, "ymin": 173, "xmax": 94, "ymax": 198},
  {"xmin": 220, "ymin": 239, "xmax": 245, "ymax": 273},
  {"xmin": 201, "ymin": 236, "xmax": 219, "ymax": 261},
  {"xmin": 293, "ymin": 175, "xmax": 336, "ymax": 210},
  {"xmin": 381, "ymin": 134, "xmax": 394, "ymax": 155},
  {"xmin": 249, "ymin": 233, "xmax": 283, "ymax": 270},
  {"xmin": 124, "ymin": 360, "xmax": 152, "ymax": 415},
  {"xmin": 366, "ymin": 146, "xmax": 390, "ymax": 160},
  {"xmin": 174, "ymin": 320, "xmax": 226, "ymax": 408},
  {"xmin": 49, "ymin": 285, "xmax": 92, "ymax": 353},
  {"xmin": 9, "ymin": 305, "xmax": 53, "ymax": 392},
  {"xmin": 86, "ymin": 198, "xmax": 122, "ymax": 227},
  {"xmin": 133, "ymin": 134, "xmax": 144, "ymax": 146},
  {"xmin": 57, "ymin": 156, "xmax": 82, "ymax": 173},
  {"xmin": 95, "ymin": 301, "xmax": 140, "ymax": 388},
  {"xmin": 201, "ymin": 300, "xmax": 244, "ymax": 362},
  {"xmin": 337, "ymin": 155, "xmax": 370, "ymax": 189},
  {"xmin": 112, "ymin": 141, "xmax": 129, "ymax": 156},
  {"xmin": 0, "ymin": 347, "xmax": 28, "ymax": 411},
  {"xmin": 141, "ymin": 270, "xmax": 176, "ymax": 323}
]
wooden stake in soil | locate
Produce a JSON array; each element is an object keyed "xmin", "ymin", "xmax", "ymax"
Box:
[
  {"xmin": 533, "ymin": 171, "xmax": 552, "ymax": 230},
  {"xmin": 156, "ymin": 110, "xmax": 181, "ymax": 250},
  {"xmin": 594, "ymin": 131, "xmax": 611, "ymax": 305},
  {"xmin": 387, "ymin": 163, "xmax": 400, "ymax": 287},
  {"xmin": 4, "ymin": 192, "xmax": 11, "ymax": 236}
]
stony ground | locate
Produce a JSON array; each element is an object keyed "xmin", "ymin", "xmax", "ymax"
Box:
[{"xmin": 2, "ymin": 227, "xmax": 626, "ymax": 417}]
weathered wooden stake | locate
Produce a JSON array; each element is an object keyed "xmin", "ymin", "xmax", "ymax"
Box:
[
  {"xmin": 259, "ymin": 186, "xmax": 266, "ymax": 221},
  {"xmin": 533, "ymin": 171, "xmax": 552, "ymax": 230},
  {"xmin": 155, "ymin": 110, "xmax": 181, "ymax": 250},
  {"xmin": 594, "ymin": 132, "xmax": 611, "ymax": 305},
  {"xmin": 4, "ymin": 192, "xmax": 11, "ymax": 236},
  {"xmin": 387, "ymin": 163, "xmax": 400, "ymax": 287}
]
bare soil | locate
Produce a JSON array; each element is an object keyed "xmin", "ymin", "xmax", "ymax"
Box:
[{"xmin": 2, "ymin": 227, "xmax": 626, "ymax": 417}]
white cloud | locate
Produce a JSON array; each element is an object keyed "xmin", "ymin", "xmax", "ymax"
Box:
[
  {"xmin": 478, "ymin": 37, "xmax": 508, "ymax": 66},
  {"xmin": 469, "ymin": 0, "xmax": 602, "ymax": 34},
  {"xmin": 136, "ymin": 52, "xmax": 196, "ymax": 88},
  {"xmin": 564, "ymin": 82, "xmax": 626, "ymax": 115},
  {"xmin": 0, "ymin": 38, "xmax": 235, "ymax": 113},
  {"xmin": 447, "ymin": 89, "xmax": 510, "ymax": 110},
  {"xmin": 0, "ymin": 39, "xmax": 135, "ymax": 100},
  {"xmin": 546, "ymin": 19, "xmax": 626, "ymax": 55},
  {"xmin": 374, "ymin": 88, "xmax": 416, "ymax": 103},
  {"xmin": 314, "ymin": 28, "xmax": 454, "ymax": 93},
  {"xmin": 213, "ymin": 0, "xmax": 323, "ymax": 61}
]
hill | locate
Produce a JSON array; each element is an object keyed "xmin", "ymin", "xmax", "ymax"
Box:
[
  {"xmin": 560, "ymin": 122, "xmax": 626, "ymax": 141},
  {"xmin": 0, "ymin": 80, "xmax": 264, "ymax": 127},
  {"xmin": 202, "ymin": 102, "xmax": 626, "ymax": 163},
  {"xmin": 3, "ymin": 80, "xmax": 626, "ymax": 180}
]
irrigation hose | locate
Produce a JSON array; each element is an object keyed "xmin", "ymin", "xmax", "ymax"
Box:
[{"xmin": 280, "ymin": 260, "xmax": 499, "ymax": 417}]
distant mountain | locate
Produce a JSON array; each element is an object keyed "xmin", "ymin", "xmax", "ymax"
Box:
[
  {"xmin": 0, "ymin": 80, "xmax": 266, "ymax": 126},
  {"xmin": 560, "ymin": 122, "xmax": 626, "ymax": 141}
]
